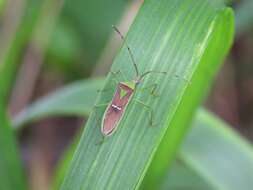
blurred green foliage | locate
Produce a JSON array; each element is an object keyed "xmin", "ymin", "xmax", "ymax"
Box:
[
  {"xmin": 235, "ymin": 0, "xmax": 253, "ymax": 34},
  {"xmin": 0, "ymin": 0, "xmax": 45, "ymax": 105},
  {"xmin": 1, "ymin": 0, "xmax": 253, "ymax": 189},
  {"xmin": 0, "ymin": 108, "xmax": 27, "ymax": 190},
  {"xmin": 0, "ymin": 1, "xmax": 49, "ymax": 189},
  {"xmin": 46, "ymin": 0, "xmax": 128, "ymax": 79},
  {"xmin": 0, "ymin": 0, "xmax": 5, "ymax": 13}
]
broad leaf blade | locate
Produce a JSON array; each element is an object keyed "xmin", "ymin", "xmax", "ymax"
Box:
[{"xmin": 60, "ymin": 1, "xmax": 234, "ymax": 190}]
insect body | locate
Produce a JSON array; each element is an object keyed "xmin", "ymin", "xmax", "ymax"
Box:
[
  {"xmin": 102, "ymin": 81, "xmax": 135, "ymax": 136},
  {"xmin": 100, "ymin": 26, "xmax": 166, "ymax": 137}
]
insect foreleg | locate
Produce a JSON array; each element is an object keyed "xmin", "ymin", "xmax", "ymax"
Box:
[
  {"xmin": 110, "ymin": 70, "xmax": 129, "ymax": 82},
  {"xmin": 97, "ymin": 70, "xmax": 127, "ymax": 94},
  {"xmin": 97, "ymin": 88, "xmax": 111, "ymax": 94},
  {"xmin": 132, "ymin": 99, "xmax": 155, "ymax": 126},
  {"xmin": 94, "ymin": 102, "xmax": 110, "ymax": 108}
]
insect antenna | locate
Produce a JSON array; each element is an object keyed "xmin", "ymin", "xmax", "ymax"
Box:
[
  {"xmin": 112, "ymin": 25, "xmax": 139, "ymax": 78},
  {"xmin": 140, "ymin": 71, "xmax": 167, "ymax": 80}
]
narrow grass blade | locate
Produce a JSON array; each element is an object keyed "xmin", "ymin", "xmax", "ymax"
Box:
[
  {"xmin": 0, "ymin": 0, "xmax": 6, "ymax": 13},
  {"xmin": 51, "ymin": 134, "xmax": 80, "ymax": 190},
  {"xmin": 58, "ymin": 1, "xmax": 234, "ymax": 189},
  {"xmin": 0, "ymin": 108, "xmax": 27, "ymax": 190},
  {"xmin": 13, "ymin": 78, "xmax": 104, "ymax": 128},
  {"xmin": 0, "ymin": 1, "xmax": 51, "ymax": 189},
  {"xmin": 0, "ymin": 0, "xmax": 45, "ymax": 106},
  {"xmin": 161, "ymin": 161, "xmax": 213, "ymax": 190},
  {"xmin": 141, "ymin": 5, "xmax": 234, "ymax": 190}
]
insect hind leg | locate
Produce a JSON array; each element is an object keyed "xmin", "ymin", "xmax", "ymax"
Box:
[
  {"xmin": 97, "ymin": 70, "xmax": 126, "ymax": 94},
  {"xmin": 132, "ymin": 99, "xmax": 156, "ymax": 127},
  {"xmin": 139, "ymin": 83, "xmax": 160, "ymax": 97},
  {"xmin": 110, "ymin": 70, "xmax": 129, "ymax": 82},
  {"xmin": 95, "ymin": 135, "xmax": 108, "ymax": 145}
]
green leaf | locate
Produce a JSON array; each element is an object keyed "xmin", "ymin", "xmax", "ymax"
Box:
[
  {"xmin": 58, "ymin": 1, "xmax": 234, "ymax": 189},
  {"xmin": 0, "ymin": 108, "xmax": 27, "ymax": 190},
  {"xmin": 18, "ymin": 77, "xmax": 252, "ymax": 190},
  {"xmin": 163, "ymin": 109, "xmax": 253, "ymax": 190},
  {"xmin": 0, "ymin": 0, "xmax": 45, "ymax": 106},
  {"xmin": 0, "ymin": 1, "xmax": 52, "ymax": 189},
  {"xmin": 142, "ymin": 6, "xmax": 234, "ymax": 190},
  {"xmin": 13, "ymin": 78, "xmax": 104, "ymax": 128},
  {"xmin": 18, "ymin": 78, "xmax": 252, "ymax": 190},
  {"xmin": 0, "ymin": 0, "xmax": 6, "ymax": 13},
  {"xmin": 51, "ymin": 133, "xmax": 80, "ymax": 190},
  {"xmin": 38, "ymin": 84, "xmax": 251, "ymax": 190},
  {"xmin": 47, "ymin": 0, "xmax": 128, "ymax": 79},
  {"xmin": 61, "ymin": 0, "xmax": 127, "ymax": 63},
  {"xmin": 161, "ymin": 160, "xmax": 213, "ymax": 190}
]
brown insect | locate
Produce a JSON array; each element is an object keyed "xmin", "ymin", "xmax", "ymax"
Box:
[{"xmin": 100, "ymin": 26, "xmax": 166, "ymax": 136}]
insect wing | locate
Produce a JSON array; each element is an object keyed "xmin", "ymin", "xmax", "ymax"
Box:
[{"xmin": 101, "ymin": 83, "xmax": 134, "ymax": 136}]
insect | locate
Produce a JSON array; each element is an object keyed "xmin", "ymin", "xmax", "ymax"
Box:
[{"xmin": 99, "ymin": 25, "xmax": 166, "ymax": 137}]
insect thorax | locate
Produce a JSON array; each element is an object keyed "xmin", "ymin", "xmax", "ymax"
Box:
[{"xmin": 120, "ymin": 81, "xmax": 136, "ymax": 90}]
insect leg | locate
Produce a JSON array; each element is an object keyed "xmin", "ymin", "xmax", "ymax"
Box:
[
  {"xmin": 139, "ymin": 83, "xmax": 160, "ymax": 97},
  {"xmin": 97, "ymin": 70, "xmax": 128, "ymax": 94},
  {"xmin": 96, "ymin": 135, "xmax": 108, "ymax": 145},
  {"xmin": 132, "ymin": 99, "xmax": 155, "ymax": 127},
  {"xmin": 97, "ymin": 88, "xmax": 112, "ymax": 94},
  {"xmin": 94, "ymin": 103, "xmax": 109, "ymax": 108},
  {"xmin": 112, "ymin": 25, "xmax": 139, "ymax": 78},
  {"xmin": 97, "ymin": 71, "xmax": 123, "ymax": 94},
  {"xmin": 97, "ymin": 69, "xmax": 128, "ymax": 94},
  {"xmin": 173, "ymin": 74, "xmax": 192, "ymax": 84},
  {"xmin": 110, "ymin": 70, "xmax": 128, "ymax": 82}
]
